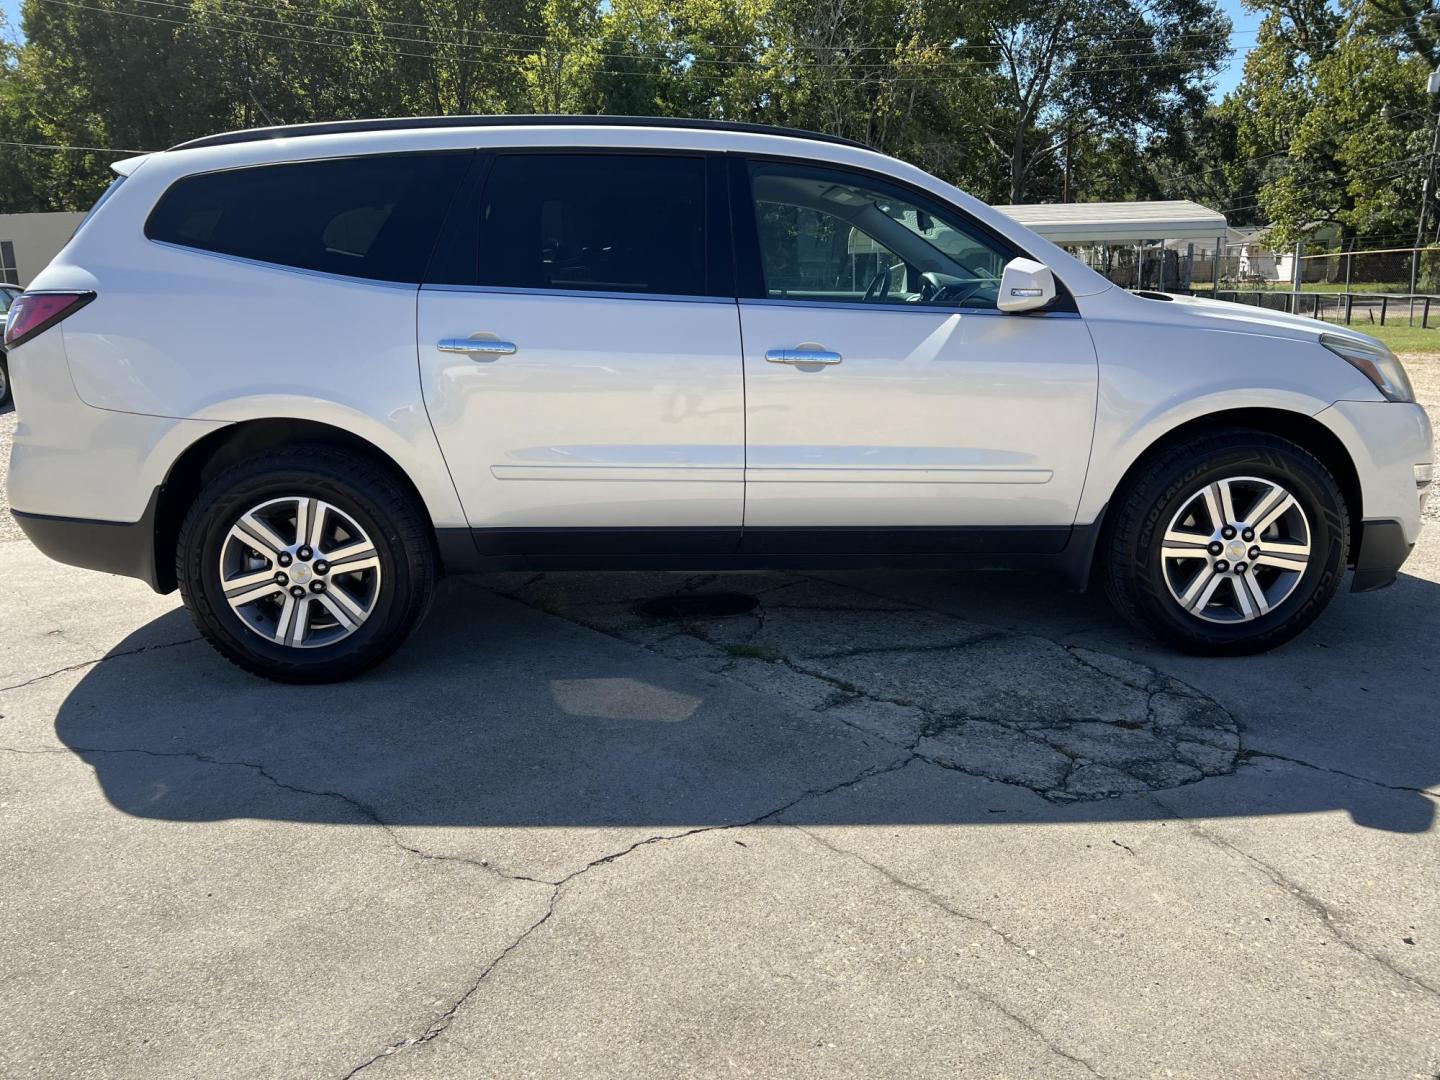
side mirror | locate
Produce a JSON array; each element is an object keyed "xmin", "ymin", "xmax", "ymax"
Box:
[{"xmin": 997, "ymin": 257, "xmax": 1056, "ymax": 313}]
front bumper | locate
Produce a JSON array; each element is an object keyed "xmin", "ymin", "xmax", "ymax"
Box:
[
  {"xmin": 1315, "ymin": 400, "xmax": 1432, "ymax": 548},
  {"xmin": 1350, "ymin": 518, "xmax": 1412, "ymax": 592},
  {"xmin": 11, "ymin": 487, "xmax": 163, "ymax": 591}
]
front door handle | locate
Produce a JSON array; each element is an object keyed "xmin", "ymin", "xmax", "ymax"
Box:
[
  {"xmin": 765, "ymin": 348, "xmax": 842, "ymax": 365},
  {"xmin": 438, "ymin": 338, "xmax": 517, "ymax": 356}
]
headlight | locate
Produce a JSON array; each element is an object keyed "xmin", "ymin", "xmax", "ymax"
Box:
[{"xmin": 1320, "ymin": 333, "xmax": 1415, "ymax": 403}]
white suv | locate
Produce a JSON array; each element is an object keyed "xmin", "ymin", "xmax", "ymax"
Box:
[{"xmin": 5, "ymin": 116, "xmax": 1433, "ymax": 681}]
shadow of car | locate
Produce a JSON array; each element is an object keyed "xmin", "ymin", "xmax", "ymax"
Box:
[{"xmin": 51, "ymin": 569, "xmax": 1440, "ymax": 836}]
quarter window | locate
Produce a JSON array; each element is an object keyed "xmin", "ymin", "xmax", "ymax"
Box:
[
  {"xmin": 748, "ymin": 161, "xmax": 1018, "ymax": 309},
  {"xmin": 474, "ymin": 154, "xmax": 707, "ymax": 297},
  {"xmin": 145, "ymin": 152, "xmax": 472, "ymax": 283}
]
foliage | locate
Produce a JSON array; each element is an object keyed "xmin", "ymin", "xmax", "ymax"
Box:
[
  {"xmin": 0, "ymin": 0, "xmax": 1233, "ymax": 212},
  {"xmin": 1227, "ymin": 0, "xmax": 1436, "ymax": 247},
  {"xmin": 0, "ymin": 0, "xmax": 1434, "ymax": 260},
  {"xmin": 978, "ymin": 0, "xmax": 1230, "ymax": 203}
]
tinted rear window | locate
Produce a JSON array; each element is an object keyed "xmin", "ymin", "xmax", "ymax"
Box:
[
  {"xmin": 474, "ymin": 154, "xmax": 706, "ymax": 296},
  {"xmin": 146, "ymin": 152, "xmax": 471, "ymax": 283}
]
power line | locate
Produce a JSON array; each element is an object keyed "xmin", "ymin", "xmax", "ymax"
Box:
[
  {"xmin": 1215, "ymin": 153, "xmax": 1429, "ymax": 215},
  {"xmin": 0, "ymin": 138, "xmax": 148, "ymax": 153},
  {"xmin": 35, "ymin": 0, "xmax": 1240, "ymax": 84},
  {"xmin": 106, "ymin": 0, "xmax": 1248, "ymax": 74},
  {"xmin": 157, "ymin": 0, "xmax": 1273, "ymax": 56},
  {"xmin": 1146, "ymin": 105, "xmax": 1431, "ymax": 189}
]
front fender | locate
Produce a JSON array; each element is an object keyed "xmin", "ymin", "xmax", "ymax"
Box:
[{"xmin": 1075, "ymin": 311, "xmax": 1378, "ymax": 525}]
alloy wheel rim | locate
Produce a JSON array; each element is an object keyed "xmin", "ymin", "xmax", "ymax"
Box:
[
  {"xmin": 1160, "ymin": 475, "xmax": 1311, "ymax": 625},
  {"xmin": 218, "ymin": 496, "xmax": 382, "ymax": 648}
]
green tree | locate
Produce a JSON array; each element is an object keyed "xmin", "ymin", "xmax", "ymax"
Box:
[
  {"xmin": 0, "ymin": 0, "xmax": 1240, "ymax": 214},
  {"xmin": 1228, "ymin": 0, "xmax": 1434, "ymax": 247},
  {"xmin": 979, "ymin": 0, "xmax": 1231, "ymax": 203}
]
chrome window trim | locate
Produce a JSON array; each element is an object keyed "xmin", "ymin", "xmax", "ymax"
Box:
[
  {"xmin": 739, "ymin": 296, "xmax": 1081, "ymax": 319},
  {"xmin": 420, "ymin": 283, "xmax": 735, "ymax": 305},
  {"xmin": 147, "ymin": 239, "xmax": 422, "ymax": 291}
]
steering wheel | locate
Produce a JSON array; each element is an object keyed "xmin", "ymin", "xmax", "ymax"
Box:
[
  {"xmin": 862, "ymin": 265, "xmax": 892, "ymax": 302},
  {"xmin": 918, "ymin": 270, "xmax": 989, "ymax": 308}
]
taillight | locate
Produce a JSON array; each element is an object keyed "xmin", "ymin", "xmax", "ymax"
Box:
[{"xmin": 4, "ymin": 291, "xmax": 95, "ymax": 349}]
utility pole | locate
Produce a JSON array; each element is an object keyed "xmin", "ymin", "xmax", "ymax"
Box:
[
  {"xmin": 1411, "ymin": 58, "xmax": 1440, "ymax": 317},
  {"xmin": 1061, "ymin": 120, "xmax": 1073, "ymax": 203},
  {"xmin": 1415, "ymin": 14, "xmax": 1440, "ymax": 268},
  {"xmin": 1416, "ymin": 68, "xmax": 1440, "ymax": 254}
]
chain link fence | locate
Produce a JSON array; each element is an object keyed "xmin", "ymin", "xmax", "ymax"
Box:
[{"xmin": 1066, "ymin": 240, "xmax": 1440, "ymax": 329}]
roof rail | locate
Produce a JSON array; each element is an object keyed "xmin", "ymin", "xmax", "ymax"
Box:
[{"xmin": 168, "ymin": 114, "xmax": 872, "ymax": 153}]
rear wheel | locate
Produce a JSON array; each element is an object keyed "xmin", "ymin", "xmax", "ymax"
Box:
[
  {"xmin": 1102, "ymin": 429, "xmax": 1349, "ymax": 655},
  {"xmin": 0, "ymin": 354, "xmax": 11, "ymax": 408},
  {"xmin": 176, "ymin": 445, "xmax": 436, "ymax": 682}
]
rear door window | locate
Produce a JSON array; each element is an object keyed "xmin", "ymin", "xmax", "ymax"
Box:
[
  {"xmin": 472, "ymin": 154, "xmax": 708, "ymax": 297},
  {"xmin": 146, "ymin": 152, "xmax": 472, "ymax": 283}
]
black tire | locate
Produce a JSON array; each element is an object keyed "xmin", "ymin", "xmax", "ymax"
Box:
[
  {"xmin": 1102, "ymin": 428, "xmax": 1349, "ymax": 656},
  {"xmin": 176, "ymin": 444, "xmax": 436, "ymax": 683},
  {"xmin": 0, "ymin": 354, "xmax": 11, "ymax": 408}
]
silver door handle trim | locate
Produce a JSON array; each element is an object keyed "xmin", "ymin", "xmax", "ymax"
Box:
[
  {"xmin": 438, "ymin": 338, "xmax": 517, "ymax": 355},
  {"xmin": 765, "ymin": 348, "xmax": 842, "ymax": 365}
]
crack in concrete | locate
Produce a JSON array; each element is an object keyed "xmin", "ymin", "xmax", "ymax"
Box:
[
  {"xmin": 0, "ymin": 743, "xmax": 551, "ymax": 886},
  {"xmin": 0, "ymin": 636, "xmax": 203, "ymax": 695},
  {"xmin": 338, "ymin": 890, "xmax": 560, "ymax": 1079},
  {"xmin": 1154, "ymin": 800, "xmax": 1440, "ymax": 1003},
  {"xmin": 794, "ymin": 825, "xmax": 1047, "ymax": 965},
  {"xmin": 796, "ymin": 817, "xmax": 1113, "ymax": 1077},
  {"xmin": 339, "ymin": 755, "xmax": 916, "ymax": 1077},
  {"xmin": 484, "ymin": 572, "xmax": 1243, "ymax": 805},
  {"xmin": 4, "ymin": 736, "xmax": 917, "ymax": 1076},
  {"xmin": 801, "ymin": 630, "xmax": 1013, "ymax": 661},
  {"xmin": 751, "ymin": 635, "xmax": 1228, "ymax": 804},
  {"xmin": 940, "ymin": 974, "xmax": 1109, "ymax": 1078},
  {"xmin": 1242, "ymin": 749, "xmax": 1440, "ymax": 801}
]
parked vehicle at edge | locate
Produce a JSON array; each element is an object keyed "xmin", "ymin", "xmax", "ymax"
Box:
[
  {"xmin": 0, "ymin": 283, "xmax": 20, "ymax": 407},
  {"xmin": 4, "ymin": 116, "xmax": 1433, "ymax": 681}
]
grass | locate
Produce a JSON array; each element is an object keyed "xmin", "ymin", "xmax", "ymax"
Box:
[
  {"xmin": 1343, "ymin": 322, "xmax": 1440, "ymax": 355},
  {"xmin": 1298, "ymin": 282, "xmax": 1411, "ymax": 294},
  {"xmin": 1157, "ymin": 284, "xmax": 1440, "ymax": 352},
  {"xmin": 1186, "ymin": 281, "xmax": 1416, "ymax": 295}
]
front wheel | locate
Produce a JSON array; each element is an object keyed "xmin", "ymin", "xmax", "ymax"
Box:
[
  {"xmin": 1102, "ymin": 429, "xmax": 1350, "ymax": 655},
  {"xmin": 176, "ymin": 445, "xmax": 437, "ymax": 682}
]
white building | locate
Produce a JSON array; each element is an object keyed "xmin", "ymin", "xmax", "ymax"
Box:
[{"xmin": 0, "ymin": 211, "xmax": 87, "ymax": 287}]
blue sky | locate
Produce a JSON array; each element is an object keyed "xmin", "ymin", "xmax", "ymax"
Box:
[
  {"xmin": 1215, "ymin": 0, "xmax": 1265, "ymax": 98},
  {"xmin": 3, "ymin": 0, "xmax": 1262, "ymax": 103}
]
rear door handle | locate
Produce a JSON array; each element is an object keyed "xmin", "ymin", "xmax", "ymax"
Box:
[
  {"xmin": 765, "ymin": 348, "xmax": 842, "ymax": 365},
  {"xmin": 438, "ymin": 338, "xmax": 517, "ymax": 356}
]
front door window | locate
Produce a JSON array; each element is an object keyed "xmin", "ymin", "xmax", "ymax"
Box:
[{"xmin": 748, "ymin": 161, "xmax": 1016, "ymax": 309}]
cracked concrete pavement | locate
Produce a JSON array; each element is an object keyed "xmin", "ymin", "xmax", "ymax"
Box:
[
  {"xmin": 3, "ymin": 362, "xmax": 1440, "ymax": 1078},
  {"xmin": 488, "ymin": 572, "xmax": 1242, "ymax": 801}
]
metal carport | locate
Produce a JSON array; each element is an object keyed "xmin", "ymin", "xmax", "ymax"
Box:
[{"xmin": 994, "ymin": 200, "xmax": 1228, "ymax": 292}]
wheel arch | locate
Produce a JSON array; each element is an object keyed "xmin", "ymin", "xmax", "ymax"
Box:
[
  {"xmin": 1074, "ymin": 406, "xmax": 1362, "ymax": 589},
  {"xmin": 152, "ymin": 418, "xmax": 441, "ymax": 592}
]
